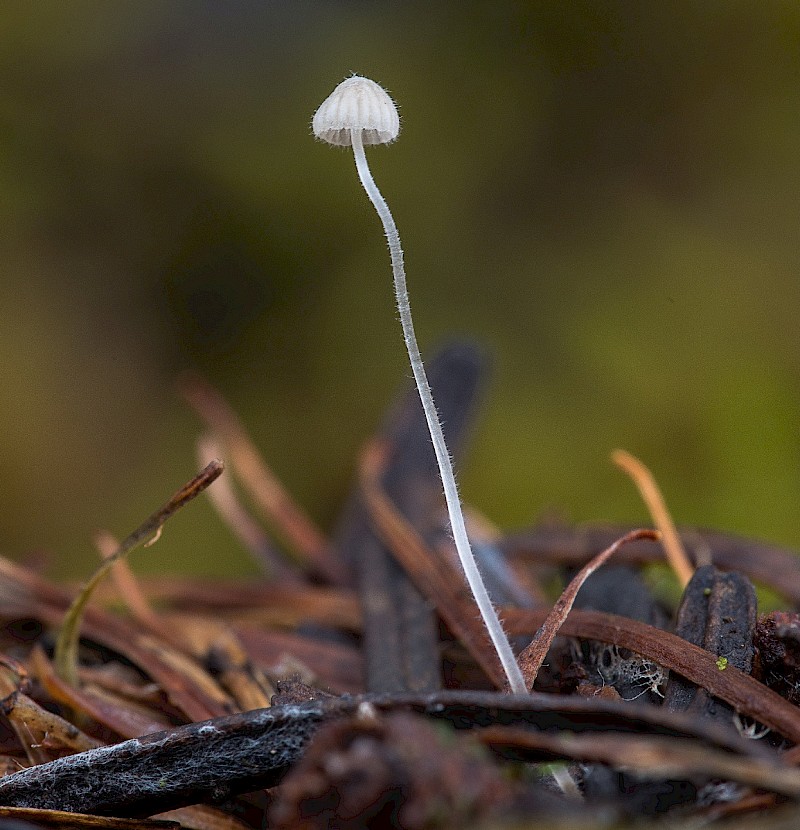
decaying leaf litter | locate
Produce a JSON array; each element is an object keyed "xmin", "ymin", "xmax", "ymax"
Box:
[{"xmin": 0, "ymin": 346, "xmax": 797, "ymax": 827}]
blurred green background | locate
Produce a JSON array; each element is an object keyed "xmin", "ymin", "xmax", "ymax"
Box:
[{"xmin": 1, "ymin": 1, "xmax": 799, "ymax": 581}]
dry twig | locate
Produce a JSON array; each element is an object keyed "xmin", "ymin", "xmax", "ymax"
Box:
[
  {"xmin": 54, "ymin": 461, "xmax": 223, "ymax": 689},
  {"xmin": 612, "ymin": 449, "xmax": 694, "ymax": 587}
]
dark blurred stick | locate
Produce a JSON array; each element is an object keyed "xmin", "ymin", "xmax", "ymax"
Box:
[
  {"xmin": 335, "ymin": 342, "xmax": 489, "ymax": 693},
  {"xmin": 500, "ymin": 523, "xmax": 800, "ymax": 605},
  {"xmin": 87, "ymin": 576, "xmax": 361, "ymax": 631},
  {"xmin": 181, "ymin": 374, "xmax": 346, "ymax": 585},
  {"xmin": 95, "ymin": 530, "xmax": 175, "ymax": 643},
  {"xmin": 360, "ymin": 439, "xmax": 507, "ymax": 689},
  {"xmin": 478, "ymin": 726, "xmax": 800, "ymax": 797}
]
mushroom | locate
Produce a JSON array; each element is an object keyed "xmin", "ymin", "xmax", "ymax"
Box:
[{"xmin": 313, "ymin": 76, "xmax": 526, "ymax": 693}]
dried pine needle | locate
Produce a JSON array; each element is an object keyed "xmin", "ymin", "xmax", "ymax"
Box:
[
  {"xmin": 197, "ymin": 433, "xmax": 292, "ymax": 578},
  {"xmin": 94, "ymin": 530, "xmax": 170, "ymax": 639},
  {"xmin": 612, "ymin": 449, "xmax": 694, "ymax": 588}
]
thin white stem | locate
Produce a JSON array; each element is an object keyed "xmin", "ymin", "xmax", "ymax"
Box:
[{"xmin": 350, "ymin": 129, "xmax": 527, "ymax": 694}]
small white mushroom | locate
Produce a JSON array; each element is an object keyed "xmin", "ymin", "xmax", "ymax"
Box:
[
  {"xmin": 313, "ymin": 76, "xmax": 526, "ymax": 694},
  {"xmin": 312, "ymin": 75, "xmax": 399, "ymax": 147}
]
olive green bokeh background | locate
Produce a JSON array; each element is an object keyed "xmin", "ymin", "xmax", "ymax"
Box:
[{"xmin": 2, "ymin": 2, "xmax": 799, "ymax": 580}]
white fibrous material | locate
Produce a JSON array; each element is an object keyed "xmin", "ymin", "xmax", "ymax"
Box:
[{"xmin": 313, "ymin": 76, "xmax": 400, "ymax": 146}]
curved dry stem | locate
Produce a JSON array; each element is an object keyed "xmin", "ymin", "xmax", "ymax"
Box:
[
  {"xmin": 54, "ymin": 460, "xmax": 223, "ymax": 688},
  {"xmin": 518, "ymin": 528, "xmax": 661, "ymax": 689},
  {"xmin": 612, "ymin": 449, "xmax": 694, "ymax": 587}
]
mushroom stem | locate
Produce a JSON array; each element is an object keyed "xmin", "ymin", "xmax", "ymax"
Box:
[{"xmin": 350, "ymin": 129, "xmax": 527, "ymax": 694}]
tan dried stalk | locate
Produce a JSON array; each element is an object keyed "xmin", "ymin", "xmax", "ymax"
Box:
[{"xmin": 612, "ymin": 449, "xmax": 694, "ymax": 587}]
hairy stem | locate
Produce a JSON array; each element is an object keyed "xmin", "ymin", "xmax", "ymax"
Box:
[{"xmin": 350, "ymin": 130, "xmax": 526, "ymax": 693}]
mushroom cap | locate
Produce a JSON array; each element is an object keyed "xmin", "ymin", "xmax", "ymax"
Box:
[{"xmin": 313, "ymin": 76, "xmax": 400, "ymax": 147}]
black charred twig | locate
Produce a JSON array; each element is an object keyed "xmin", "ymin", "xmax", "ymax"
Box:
[
  {"xmin": 0, "ymin": 701, "xmax": 327, "ymax": 816},
  {"xmin": 664, "ymin": 565, "xmax": 757, "ymax": 722},
  {"xmin": 0, "ymin": 691, "xmax": 772, "ymax": 816}
]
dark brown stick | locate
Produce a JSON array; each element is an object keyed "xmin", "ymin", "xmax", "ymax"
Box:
[
  {"xmin": 663, "ymin": 565, "xmax": 757, "ymax": 722},
  {"xmin": 360, "ymin": 440, "xmax": 507, "ymax": 689}
]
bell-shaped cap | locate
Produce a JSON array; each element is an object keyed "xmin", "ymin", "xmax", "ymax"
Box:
[{"xmin": 313, "ymin": 76, "xmax": 400, "ymax": 147}]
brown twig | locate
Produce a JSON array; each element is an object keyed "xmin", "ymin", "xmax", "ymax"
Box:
[
  {"xmin": 0, "ymin": 551, "xmax": 355, "ymax": 711},
  {"xmin": 506, "ymin": 607, "xmax": 800, "ymax": 744},
  {"xmin": 517, "ymin": 529, "xmax": 660, "ymax": 689},
  {"xmin": 31, "ymin": 645, "xmax": 173, "ymax": 739},
  {"xmin": 94, "ymin": 531, "xmax": 174, "ymax": 643},
  {"xmin": 478, "ymin": 726, "xmax": 800, "ymax": 797},
  {"xmin": 86, "ymin": 576, "xmax": 361, "ymax": 631}
]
